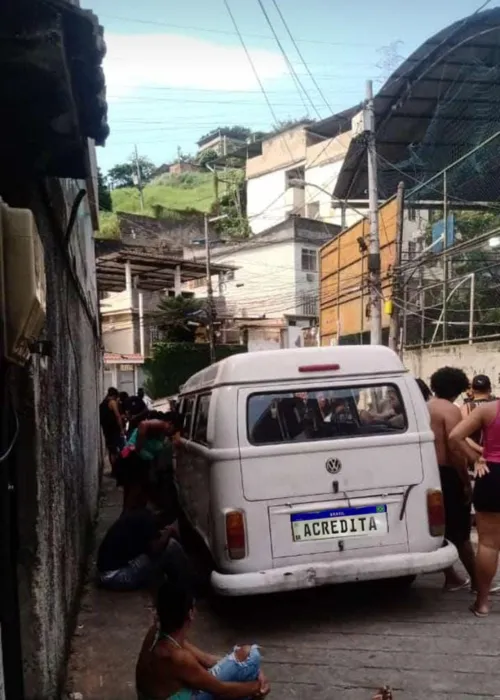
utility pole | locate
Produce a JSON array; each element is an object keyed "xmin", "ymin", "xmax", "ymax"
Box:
[
  {"xmin": 365, "ymin": 80, "xmax": 382, "ymax": 345},
  {"xmin": 204, "ymin": 214, "xmax": 216, "ymax": 364},
  {"xmin": 388, "ymin": 182, "xmax": 405, "ymax": 354},
  {"xmin": 203, "ymin": 213, "xmax": 228, "ymax": 363},
  {"xmin": 133, "ymin": 144, "xmax": 145, "ymax": 212}
]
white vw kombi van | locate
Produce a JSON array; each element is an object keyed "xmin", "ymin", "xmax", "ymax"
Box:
[{"xmin": 175, "ymin": 346, "xmax": 457, "ymax": 596}]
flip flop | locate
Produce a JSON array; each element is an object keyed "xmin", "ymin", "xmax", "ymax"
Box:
[
  {"xmin": 471, "ymin": 584, "xmax": 500, "ymax": 595},
  {"xmin": 445, "ymin": 578, "xmax": 470, "ymax": 592},
  {"xmin": 469, "ymin": 603, "xmax": 489, "ymax": 618}
]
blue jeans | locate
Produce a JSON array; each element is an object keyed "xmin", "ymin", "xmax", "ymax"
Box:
[
  {"xmin": 98, "ymin": 539, "xmax": 193, "ymax": 591},
  {"xmin": 195, "ymin": 645, "xmax": 260, "ymax": 700}
]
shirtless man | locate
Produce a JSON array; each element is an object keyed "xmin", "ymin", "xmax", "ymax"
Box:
[{"xmin": 429, "ymin": 367, "xmax": 476, "ymax": 590}]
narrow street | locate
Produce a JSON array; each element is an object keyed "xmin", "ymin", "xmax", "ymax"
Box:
[{"xmin": 67, "ymin": 479, "xmax": 500, "ymax": 700}]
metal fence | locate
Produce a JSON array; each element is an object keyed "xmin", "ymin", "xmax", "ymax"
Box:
[{"xmin": 397, "ymin": 130, "xmax": 500, "ymax": 349}]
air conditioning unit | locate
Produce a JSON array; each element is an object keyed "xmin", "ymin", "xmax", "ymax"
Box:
[
  {"xmin": 306, "ymin": 273, "xmax": 315, "ymax": 282},
  {"xmin": 0, "ymin": 204, "xmax": 46, "ymax": 364}
]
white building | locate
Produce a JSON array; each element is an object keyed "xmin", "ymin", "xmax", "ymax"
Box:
[
  {"xmin": 245, "ymin": 108, "xmax": 363, "ymax": 235},
  {"xmin": 184, "ymin": 217, "xmax": 340, "ymax": 352}
]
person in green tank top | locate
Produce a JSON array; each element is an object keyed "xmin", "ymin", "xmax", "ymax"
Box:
[{"xmin": 118, "ymin": 413, "xmax": 179, "ymax": 511}]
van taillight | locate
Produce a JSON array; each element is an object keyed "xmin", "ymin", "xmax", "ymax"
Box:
[
  {"xmin": 427, "ymin": 489, "xmax": 445, "ymax": 537},
  {"xmin": 225, "ymin": 511, "xmax": 246, "ymax": 560}
]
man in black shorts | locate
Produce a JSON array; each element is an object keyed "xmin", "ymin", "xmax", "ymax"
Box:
[{"xmin": 429, "ymin": 367, "xmax": 476, "ymax": 591}]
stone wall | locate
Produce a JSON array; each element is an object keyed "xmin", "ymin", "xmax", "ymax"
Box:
[
  {"xmin": 3, "ymin": 176, "xmax": 101, "ymax": 699},
  {"xmin": 403, "ymin": 341, "xmax": 500, "ymax": 392}
]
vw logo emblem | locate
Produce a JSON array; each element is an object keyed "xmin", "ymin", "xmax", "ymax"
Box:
[{"xmin": 325, "ymin": 457, "xmax": 341, "ymax": 474}]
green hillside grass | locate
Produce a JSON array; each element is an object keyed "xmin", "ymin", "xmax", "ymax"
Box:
[
  {"xmin": 111, "ymin": 172, "xmax": 221, "ymax": 215},
  {"xmin": 98, "ymin": 171, "xmax": 235, "ymax": 239}
]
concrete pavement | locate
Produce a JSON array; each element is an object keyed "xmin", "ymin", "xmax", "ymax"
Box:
[{"xmin": 66, "ymin": 480, "xmax": 500, "ymax": 699}]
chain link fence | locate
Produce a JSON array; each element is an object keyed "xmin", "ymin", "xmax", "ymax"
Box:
[{"xmin": 398, "ymin": 130, "xmax": 500, "ymax": 348}]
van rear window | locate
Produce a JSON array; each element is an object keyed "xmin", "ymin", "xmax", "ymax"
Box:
[{"xmin": 247, "ymin": 385, "xmax": 407, "ymax": 445}]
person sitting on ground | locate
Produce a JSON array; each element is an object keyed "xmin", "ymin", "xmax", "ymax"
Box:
[
  {"xmin": 136, "ymin": 579, "xmax": 269, "ymax": 700},
  {"xmin": 428, "ymin": 367, "xmax": 476, "ymax": 592},
  {"xmin": 96, "ymin": 501, "xmax": 192, "ymax": 592}
]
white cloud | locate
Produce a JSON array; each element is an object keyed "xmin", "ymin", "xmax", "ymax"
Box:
[{"xmin": 104, "ymin": 33, "xmax": 288, "ymax": 98}]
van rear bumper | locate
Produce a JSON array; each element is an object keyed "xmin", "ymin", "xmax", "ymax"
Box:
[{"xmin": 211, "ymin": 541, "xmax": 458, "ymax": 596}]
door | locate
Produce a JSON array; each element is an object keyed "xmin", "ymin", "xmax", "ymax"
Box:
[
  {"xmin": 239, "ymin": 378, "xmax": 423, "ymax": 558},
  {"xmin": 175, "ymin": 394, "xmax": 213, "ymax": 544}
]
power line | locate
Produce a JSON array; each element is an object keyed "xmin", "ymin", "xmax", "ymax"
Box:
[
  {"xmin": 254, "ymin": 0, "xmax": 322, "ymax": 118},
  {"xmin": 222, "ymin": 0, "xmax": 282, "ymax": 128},
  {"xmin": 99, "ymin": 13, "xmax": 384, "ymax": 48},
  {"xmin": 269, "ymin": 0, "xmax": 333, "ymax": 113}
]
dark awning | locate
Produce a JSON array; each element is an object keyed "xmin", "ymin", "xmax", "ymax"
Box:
[{"xmin": 334, "ymin": 7, "xmax": 500, "ymax": 203}]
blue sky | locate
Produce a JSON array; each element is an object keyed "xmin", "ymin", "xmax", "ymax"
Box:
[{"xmin": 86, "ymin": 0, "xmax": 497, "ymax": 173}]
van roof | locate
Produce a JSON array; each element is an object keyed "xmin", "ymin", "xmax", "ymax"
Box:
[{"xmin": 180, "ymin": 346, "xmax": 406, "ymax": 394}]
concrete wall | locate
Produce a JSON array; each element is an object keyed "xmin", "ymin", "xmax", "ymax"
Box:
[
  {"xmin": 102, "ymin": 313, "xmax": 135, "ymax": 354},
  {"xmin": 247, "ymin": 130, "xmax": 356, "ymax": 235},
  {"xmin": 404, "ymin": 341, "xmax": 500, "ymax": 393},
  {"xmin": 101, "ymin": 289, "xmax": 162, "ymax": 357},
  {"xmin": 305, "ymin": 159, "xmax": 361, "ymax": 229},
  {"xmin": 246, "ymin": 169, "xmax": 288, "ymax": 234},
  {"xmin": 187, "ymin": 238, "xmax": 324, "ymax": 320},
  {"xmin": 3, "ymin": 176, "xmax": 101, "ymax": 699},
  {"xmin": 246, "ymin": 125, "xmax": 307, "ymax": 179}
]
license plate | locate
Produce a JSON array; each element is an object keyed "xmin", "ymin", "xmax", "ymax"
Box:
[{"xmin": 291, "ymin": 505, "xmax": 388, "ymax": 542}]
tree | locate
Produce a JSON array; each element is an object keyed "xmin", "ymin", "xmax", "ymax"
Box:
[
  {"xmin": 154, "ymin": 295, "xmax": 207, "ymax": 343},
  {"xmin": 107, "ymin": 154, "xmax": 156, "ymax": 189},
  {"xmin": 97, "ymin": 167, "xmax": 112, "ymax": 211},
  {"xmin": 197, "ymin": 149, "xmax": 219, "ymax": 168},
  {"xmin": 210, "ymin": 170, "xmax": 250, "ymax": 239}
]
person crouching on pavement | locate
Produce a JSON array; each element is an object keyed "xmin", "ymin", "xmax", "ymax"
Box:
[
  {"xmin": 136, "ymin": 579, "xmax": 270, "ymax": 700},
  {"xmin": 96, "ymin": 500, "xmax": 193, "ymax": 593}
]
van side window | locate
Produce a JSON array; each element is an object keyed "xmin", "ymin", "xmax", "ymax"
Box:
[
  {"xmin": 193, "ymin": 393, "xmax": 211, "ymax": 444},
  {"xmin": 247, "ymin": 384, "xmax": 407, "ymax": 445},
  {"xmin": 181, "ymin": 397, "xmax": 195, "ymax": 438}
]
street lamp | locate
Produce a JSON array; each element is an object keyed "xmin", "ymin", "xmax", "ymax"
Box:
[{"xmin": 204, "ymin": 213, "xmax": 228, "ymax": 364}]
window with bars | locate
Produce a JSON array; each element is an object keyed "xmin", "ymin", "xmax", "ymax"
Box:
[
  {"xmin": 301, "ymin": 248, "xmax": 317, "ymax": 272},
  {"xmin": 300, "ymin": 292, "xmax": 318, "ymax": 316}
]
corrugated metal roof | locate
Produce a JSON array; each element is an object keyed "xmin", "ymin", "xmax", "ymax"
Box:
[{"xmin": 334, "ymin": 7, "xmax": 500, "ymax": 202}]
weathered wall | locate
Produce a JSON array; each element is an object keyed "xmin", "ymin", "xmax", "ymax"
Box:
[
  {"xmin": 3, "ymin": 176, "xmax": 101, "ymax": 699},
  {"xmin": 404, "ymin": 341, "xmax": 500, "ymax": 393},
  {"xmin": 320, "ymin": 197, "xmax": 398, "ymax": 345}
]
